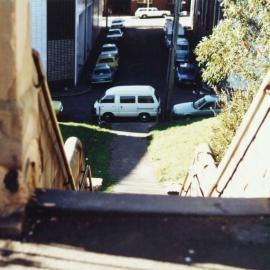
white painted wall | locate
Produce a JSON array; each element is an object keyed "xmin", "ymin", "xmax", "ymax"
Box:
[
  {"xmin": 30, "ymin": 0, "xmax": 47, "ymax": 73},
  {"xmin": 75, "ymin": 0, "xmax": 95, "ymax": 84}
]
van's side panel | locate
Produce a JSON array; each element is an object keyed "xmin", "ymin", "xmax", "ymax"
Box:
[
  {"xmin": 137, "ymin": 95, "xmax": 159, "ymax": 116},
  {"xmin": 99, "ymin": 95, "xmax": 119, "ymax": 116},
  {"xmin": 117, "ymin": 95, "xmax": 138, "ymax": 116}
]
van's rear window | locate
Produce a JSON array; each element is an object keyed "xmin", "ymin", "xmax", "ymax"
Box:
[{"xmin": 138, "ymin": 96, "xmax": 154, "ymax": 103}]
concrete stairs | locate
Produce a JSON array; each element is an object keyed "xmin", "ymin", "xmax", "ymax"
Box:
[{"xmin": 1, "ymin": 189, "xmax": 268, "ymax": 269}]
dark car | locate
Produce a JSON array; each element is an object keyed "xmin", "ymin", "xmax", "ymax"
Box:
[
  {"xmin": 175, "ymin": 62, "xmax": 197, "ymax": 85},
  {"xmin": 91, "ymin": 64, "xmax": 115, "ymax": 84}
]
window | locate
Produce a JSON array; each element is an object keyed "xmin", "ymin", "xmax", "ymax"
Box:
[
  {"xmin": 176, "ymin": 45, "xmax": 189, "ymax": 50},
  {"xmin": 95, "ymin": 68, "xmax": 111, "ymax": 75},
  {"xmin": 100, "ymin": 95, "xmax": 115, "ymax": 103},
  {"xmin": 120, "ymin": 96, "xmax": 135, "ymax": 103},
  {"xmin": 200, "ymin": 102, "xmax": 216, "ymax": 110},
  {"xmin": 99, "ymin": 58, "xmax": 113, "ymax": 63},
  {"xmin": 102, "ymin": 47, "xmax": 113, "ymax": 52},
  {"xmin": 138, "ymin": 96, "xmax": 154, "ymax": 103}
]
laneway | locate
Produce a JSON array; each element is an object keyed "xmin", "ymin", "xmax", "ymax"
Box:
[{"xmin": 109, "ymin": 122, "xmax": 165, "ymax": 194}]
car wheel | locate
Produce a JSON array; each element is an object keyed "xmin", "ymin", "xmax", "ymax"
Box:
[
  {"xmin": 141, "ymin": 14, "xmax": 147, "ymax": 19},
  {"xmin": 139, "ymin": 113, "xmax": 150, "ymax": 122},
  {"xmin": 102, "ymin": 112, "xmax": 114, "ymax": 122},
  {"xmin": 185, "ymin": 114, "xmax": 192, "ymax": 120}
]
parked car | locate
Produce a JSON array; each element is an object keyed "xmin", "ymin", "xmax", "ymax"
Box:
[
  {"xmin": 52, "ymin": 100, "xmax": 63, "ymax": 117},
  {"xmin": 175, "ymin": 63, "xmax": 197, "ymax": 85},
  {"xmin": 93, "ymin": 85, "xmax": 161, "ymax": 122},
  {"xmin": 96, "ymin": 53, "xmax": 119, "ymax": 70},
  {"xmin": 172, "ymin": 95, "xmax": 221, "ymax": 118},
  {"xmin": 111, "ymin": 18, "xmax": 125, "ymax": 29},
  {"xmin": 175, "ymin": 38, "xmax": 190, "ymax": 62},
  {"xmin": 164, "ymin": 24, "xmax": 185, "ymax": 48},
  {"xmin": 91, "ymin": 64, "xmax": 115, "ymax": 84},
  {"xmin": 100, "ymin": 43, "xmax": 119, "ymax": 59},
  {"xmin": 163, "ymin": 17, "xmax": 173, "ymax": 33},
  {"xmin": 135, "ymin": 7, "xmax": 171, "ymax": 18},
  {"xmin": 106, "ymin": 28, "xmax": 124, "ymax": 41}
]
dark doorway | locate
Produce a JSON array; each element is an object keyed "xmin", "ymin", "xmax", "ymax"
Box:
[{"xmin": 108, "ymin": 0, "xmax": 131, "ymax": 15}]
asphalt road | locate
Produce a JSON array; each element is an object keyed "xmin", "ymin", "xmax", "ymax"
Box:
[{"xmin": 58, "ymin": 17, "xmax": 202, "ymax": 123}]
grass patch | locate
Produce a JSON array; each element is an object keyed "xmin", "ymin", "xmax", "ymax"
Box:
[
  {"xmin": 59, "ymin": 122, "xmax": 116, "ymax": 190},
  {"xmin": 148, "ymin": 117, "xmax": 219, "ymax": 184}
]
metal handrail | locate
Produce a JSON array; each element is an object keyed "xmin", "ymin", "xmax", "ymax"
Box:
[{"xmin": 79, "ymin": 164, "xmax": 93, "ymax": 192}]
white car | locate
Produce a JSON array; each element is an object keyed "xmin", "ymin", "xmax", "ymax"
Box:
[
  {"xmin": 101, "ymin": 43, "xmax": 119, "ymax": 59},
  {"xmin": 106, "ymin": 28, "xmax": 124, "ymax": 41},
  {"xmin": 135, "ymin": 7, "xmax": 171, "ymax": 19},
  {"xmin": 111, "ymin": 19, "xmax": 125, "ymax": 29},
  {"xmin": 172, "ymin": 95, "xmax": 221, "ymax": 118}
]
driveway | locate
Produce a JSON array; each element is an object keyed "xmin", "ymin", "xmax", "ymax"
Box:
[{"xmin": 109, "ymin": 122, "xmax": 165, "ymax": 194}]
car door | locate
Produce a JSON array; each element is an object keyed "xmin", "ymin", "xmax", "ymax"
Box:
[
  {"xmin": 198, "ymin": 101, "xmax": 217, "ymax": 116},
  {"xmin": 149, "ymin": 8, "xmax": 156, "ymax": 17},
  {"xmin": 99, "ymin": 95, "xmax": 117, "ymax": 116},
  {"xmin": 119, "ymin": 96, "xmax": 137, "ymax": 117},
  {"xmin": 137, "ymin": 95, "xmax": 157, "ymax": 116}
]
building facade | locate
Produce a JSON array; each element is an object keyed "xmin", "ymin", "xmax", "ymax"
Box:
[
  {"xmin": 31, "ymin": 0, "xmax": 102, "ymax": 86},
  {"xmin": 103, "ymin": 0, "xmax": 191, "ymax": 15},
  {"xmin": 190, "ymin": 0, "xmax": 223, "ymax": 41}
]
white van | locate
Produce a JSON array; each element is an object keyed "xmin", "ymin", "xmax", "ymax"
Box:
[{"xmin": 93, "ymin": 85, "xmax": 160, "ymax": 122}]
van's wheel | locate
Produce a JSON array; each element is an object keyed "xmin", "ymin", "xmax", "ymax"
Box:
[
  {"xmin": 162, "ymin": 14, "xmax": 167, "ymax": 18},
  {"xmin": 139, "ymin": 113, "xmax": 150, "ymax": 122},
  {"xmin": 102, "ymin": 112, "xmax": 114, "ymax": 122},
  {"xmin": 141, "ymin": 14, "xmax": 147, "ymax": 19}
]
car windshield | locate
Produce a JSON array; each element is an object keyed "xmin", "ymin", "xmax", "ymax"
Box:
[
  {"xmin": 193, "ymin": 97, "xmax": 206, "ymax": 109},
  {"xmin": 109, "ymin": 30, "xmax": 119, "ymax": 35},
  {"xmin": 95, "ymin": 69, "xmax": 110, "ymax": 75},
  {"xmin": 99, "ymin": 58, "xmax": 113, "ymax": 63},
  {"xmin": 112, "ymin": 20, "xmax": 121, "ymax": 24},
  {"xmin": 179, "ymin": 67, "xmax": 195, "ymax": 75},
  {"xmin": 176, "ymin": 45, "xmax": 189, "ymax": 50},
  {"xmin": 102, "ymin": 47, "xmax": 114, "ymax": 52}
]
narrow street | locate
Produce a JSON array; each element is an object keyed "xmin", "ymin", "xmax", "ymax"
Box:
[
  {"xmin": 58, "ymin": 17, "xmax": 197, "ymax": 193},
  {"xmin": 58, "ymin": 16, "xmax": 196, "ymax": 122}
]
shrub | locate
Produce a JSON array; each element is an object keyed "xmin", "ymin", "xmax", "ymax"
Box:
[{"xmin": 210, "ymin": 89, "xmax": 255, "ymax": 163}]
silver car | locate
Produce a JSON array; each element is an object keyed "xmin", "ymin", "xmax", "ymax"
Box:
[
  {"xmin": 101, "ymin": 43, "xmax": 119, "ymax": 59},
  {"xmin": 106, "ymin": 28, "xmax": 124, "ymax": 41},
  {"xmin": 172, "ymin": 95, "xmax": 221, "ymax": 118}
]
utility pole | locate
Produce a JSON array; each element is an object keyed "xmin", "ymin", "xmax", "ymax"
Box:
[
  {"xmin": 163, "ymin": 0, "xmax": 181, "ymax": 120},
  {"xmin": 147, "ymin": 0, "xmax": 150, "ymax": 8},
  {"xmin": 105, "ymin": 0, "xmax": 109, "ymax": 30}
]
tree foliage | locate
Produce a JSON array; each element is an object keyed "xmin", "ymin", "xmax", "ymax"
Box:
[
  {"xmin": 196, "ymin": 0, "xmax": 270, "ymax": 89},
  {"xmin": 195, "ymin": 0, "xmax": 270, "ymax": 163}
]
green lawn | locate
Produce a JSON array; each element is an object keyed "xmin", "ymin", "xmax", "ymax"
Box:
[
  {"xmin": 59, "ymin": 122, "xmax": 116, "ymax": 190},
  {"xmin": 148, "ymin": 117, "xmax": 218, "ymax": 184}
]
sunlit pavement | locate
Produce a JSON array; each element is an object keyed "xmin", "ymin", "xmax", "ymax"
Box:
[{"xmin": 101, "ymin": 15, "xmax": 193, "ymax": 29}]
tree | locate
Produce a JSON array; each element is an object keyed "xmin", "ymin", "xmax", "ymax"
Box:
[{"xmin": 195, "ymin": 0, "xmax": 270, "ymax": 162}]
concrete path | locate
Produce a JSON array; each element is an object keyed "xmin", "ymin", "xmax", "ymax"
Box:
[{"xmin": 109, "ymin": 122, "xmax": 165, "ymax": 194}]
